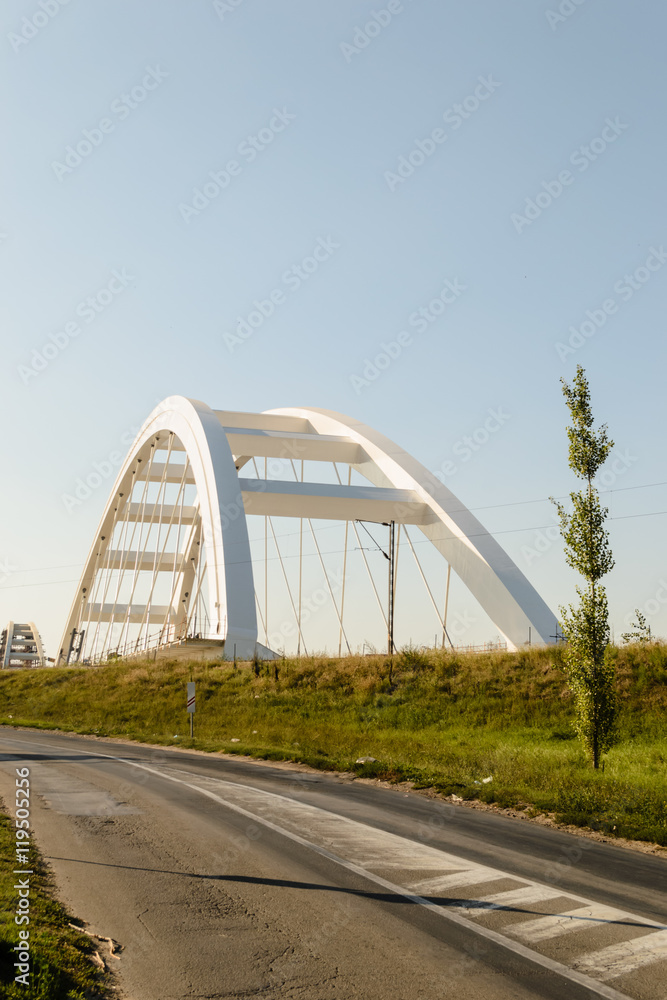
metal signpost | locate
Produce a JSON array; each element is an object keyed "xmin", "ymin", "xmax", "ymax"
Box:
[{"xmin": 187, "ymin": 681, "xmax": 195, "ymax": 738}]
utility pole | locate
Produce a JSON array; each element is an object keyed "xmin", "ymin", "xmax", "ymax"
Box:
[{"xmin": 355, "ymin": 519, "xmax": 397, "ymax": 654}]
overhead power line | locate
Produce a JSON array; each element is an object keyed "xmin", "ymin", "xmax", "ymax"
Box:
[{"xmin": 3, "ymin": 482, "xmax": 666, "ymax": 585}]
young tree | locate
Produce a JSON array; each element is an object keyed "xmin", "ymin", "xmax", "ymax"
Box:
[
  {"xmin": 552, "ymin": 365, "xmax": 617, "ymax": 769},
  {"xmin": 621, "ymin": 610, "xmax": 652, "ymax": 644}
]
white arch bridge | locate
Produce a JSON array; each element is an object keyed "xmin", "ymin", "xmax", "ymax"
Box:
[{"xmin": 58, "ymin": 397, "xmax": 558, "ymax": 664}]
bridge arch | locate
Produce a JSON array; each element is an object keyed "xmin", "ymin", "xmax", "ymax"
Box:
[{"xmin": 59, "ymin": 396, "xmax": 557, "ymax": 662}]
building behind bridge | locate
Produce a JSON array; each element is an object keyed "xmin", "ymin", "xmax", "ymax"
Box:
[{"xmin": 0, "ymin": 621, "xmax": 46, "ymax": 668}]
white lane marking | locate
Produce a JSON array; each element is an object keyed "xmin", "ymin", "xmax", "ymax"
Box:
[
  {"xmin": 409, "ymin": 869, "xmax": 509, "ymax": 894},
  {"xmin": 573, "ymin": 929, "xmax": 667, "ymax": 981},
  {"xmin": 3, "ymin": 733, "xmax": 663, "ymax": 1000},
  {"xmin": 511, "ymin": 905, "xmax": 648, "ymax": 945},
  {"xmin": 167, "ymin": 768, "xmax": 520, "ymax": 890},
  {"xmin": 456, "ymin": 884, "xmax": 566, "ymax": 918}
]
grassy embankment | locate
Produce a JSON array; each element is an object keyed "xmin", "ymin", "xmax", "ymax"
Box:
[
  {"xmin": 0, "ymin": 807, "xmax": 109, "ymax": 999},
  {"xmin": 1, "ymin": 643, "xmax": 665, "ymax": 847}
]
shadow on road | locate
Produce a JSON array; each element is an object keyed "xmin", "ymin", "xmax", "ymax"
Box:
[{"xmin": 41, "ymin": 857, "xmax": 647, "ymax": 927}]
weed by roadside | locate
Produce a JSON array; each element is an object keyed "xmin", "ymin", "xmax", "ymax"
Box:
[{"xmin": 0, "ymin": 806, "xmax": 110, "ymax": 999}]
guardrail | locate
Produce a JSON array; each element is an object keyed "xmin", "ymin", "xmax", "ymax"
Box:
[
  {"xmin": 75, "ymin": 626, "xmax": 224, "ymax": 666},
  {"xmin": 72, "ymin": 635, "xmax": 512, "ymax": 667}
]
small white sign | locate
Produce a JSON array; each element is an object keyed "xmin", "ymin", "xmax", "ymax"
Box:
[{"xmin": 186, "ymin": 681, "xmax": 195, "ymax": 713}]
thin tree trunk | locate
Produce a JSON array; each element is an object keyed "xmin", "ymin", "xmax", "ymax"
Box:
[{"xmin": 589, "ymin": 474, "xmax": 600, "ymax": 769}]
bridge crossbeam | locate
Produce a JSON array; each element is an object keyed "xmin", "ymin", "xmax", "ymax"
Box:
[
  {"xmin": 120, "ymin": 503, "xmax": 199, "ymax": 524},
  {"xmin": 239, "ymin": 478, "xmax": 433, "ymax": 525},
  {"xmin": 102, "ymin": 550, "xmax": 188, "ymax": 573},
  {"xmin": 85, "ymin": 603, "xmax": 176, "ymax": 625}
]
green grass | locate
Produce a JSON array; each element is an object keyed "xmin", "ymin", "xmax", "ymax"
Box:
[
  {"xmin": 0, "ymin": 808, "xmax": 109, "ymax": 999},
  {"xmin": 1, "ymin": 643, "xmax": 666, "ymax": 847}
]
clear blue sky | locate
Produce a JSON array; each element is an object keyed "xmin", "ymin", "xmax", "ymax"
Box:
[{"xmin": 2, "ymin": 0, "xmax": 666, "ymax": 657}]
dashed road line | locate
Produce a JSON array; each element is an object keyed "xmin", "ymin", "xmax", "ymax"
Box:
[
  {"xmin": 573, "ymin": 929, "xmax": 667, "ymax": 981},
  {"xmin": 410, "ymin": 869, "xmax": 507, "ymax": 893},
  {"xmin": 455, "ymin": 883, "xmax": 567, "ymax": 917},
  {"xmin": 511, "ymin": 904, "xmax": 647, "ymax": 944}
]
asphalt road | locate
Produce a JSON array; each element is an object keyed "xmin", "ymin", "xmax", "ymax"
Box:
[{"xmin": 0, "ymin": 727, "xmax": 665, "ymax": 1000}]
